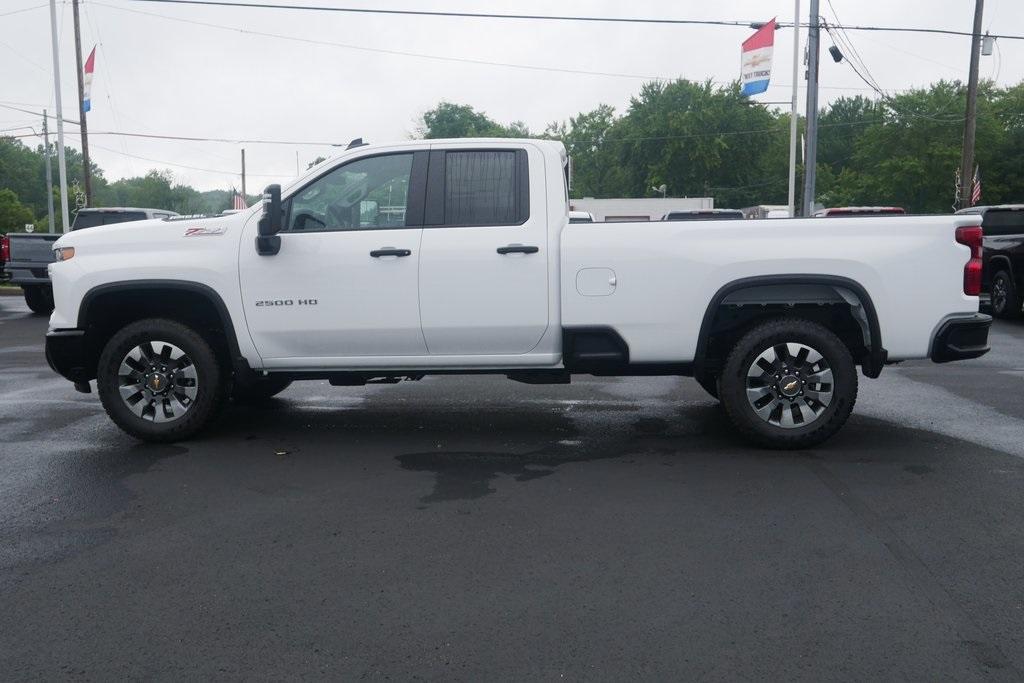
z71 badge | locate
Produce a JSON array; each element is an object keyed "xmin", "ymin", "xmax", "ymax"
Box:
[{"xmin": 183, "ymin": 226, "xmax": 226, "ymax": 237}]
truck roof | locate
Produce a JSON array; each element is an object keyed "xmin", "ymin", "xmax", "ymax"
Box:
[{"xmin": 75, "ymin": 207, "xmax": 178, "ymax": 214}]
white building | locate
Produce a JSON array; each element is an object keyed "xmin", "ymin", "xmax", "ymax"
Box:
[{"xmin": 569, "ymin": 197, "xmax": 713, "ymax": 222}]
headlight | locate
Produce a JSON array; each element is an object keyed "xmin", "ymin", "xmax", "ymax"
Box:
[{"xmin": 53, "ymin": 246, "xmax": 75, "ymax": 262}]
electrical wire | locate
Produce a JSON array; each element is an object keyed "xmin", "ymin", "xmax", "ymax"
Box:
[
  {"xmin": 93, "ymin": 1, "xmax": 676, "ymax": 82},
  {"xmin": 123, "ymin": 0, "xmax": 1024, "ymax": 40},
  {"xmin": 0, "ymin": 3, "xmax": 49, "ymax": 19}
]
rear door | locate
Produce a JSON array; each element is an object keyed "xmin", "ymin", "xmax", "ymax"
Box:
[{"xmin": 417, "ymin": 145, "xmax": 549, "ymax": 355}]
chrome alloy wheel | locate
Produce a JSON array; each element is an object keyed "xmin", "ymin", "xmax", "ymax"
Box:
[
  {"xmin": 992, "ymin": 275, "xmax": 1008, "ymax": 313},
  {"xmin": 117, "ymin": 341, "xmax": 199, "ymax": 423},
  {"xmin": 745, "ymin": 342, "xmax": 833, "ymax": 429}
]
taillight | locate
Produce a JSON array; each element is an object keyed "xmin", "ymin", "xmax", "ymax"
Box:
[
  {"xmin": 0, "ymin": 235, "xmax": 9, "ymax": 262},
  {"xmin": 955, "ymin": 225, "xmax": 983, "ymax": 296}
]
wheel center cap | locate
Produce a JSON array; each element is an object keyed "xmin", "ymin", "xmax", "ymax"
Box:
[
  {"xmin": 147, "ymin": 373, "xmax": 168, "ymax": 393},
  {"xmin": 779, "ymin": 375, "xmax": 801, "ymax": 397}
]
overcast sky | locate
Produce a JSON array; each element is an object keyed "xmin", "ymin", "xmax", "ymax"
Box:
[{"xmin": 2, "ymin": 0, "xmax": 1022, "ymax": 192}]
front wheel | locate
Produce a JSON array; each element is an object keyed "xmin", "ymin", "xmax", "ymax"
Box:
[
  {"xmin": 990, "ymin": 270, "xmax": 1021, "ymax": 319},
  {"xmin": 96, "ymin": 318, "xmax": 228, "ymax": 442},
  {"xmin": 23, "ymin": 285, "xmax": 54, "ymax": 315},
  {"xmin": 719, "ymin": 318, "xmax": 858, "ymax": 449}
]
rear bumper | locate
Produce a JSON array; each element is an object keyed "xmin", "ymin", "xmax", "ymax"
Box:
[
  {"xmin": 45, "ymin": 329, "xmax": 91, "ymax": 383},
  {"xmin": 931, "ymin": 313, "xmax": 991, "ymax": 363},
  {"xmin": 6, "ymin": 261, "xmax": 51, "ymax": 285}
]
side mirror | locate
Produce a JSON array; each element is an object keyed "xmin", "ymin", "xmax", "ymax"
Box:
[{"xmin": 256, "ymin": 184, "xmax": 282, "ymax": 256}]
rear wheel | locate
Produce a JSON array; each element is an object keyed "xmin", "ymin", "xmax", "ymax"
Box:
[
  {"xmin": 97, "ymin": 318, "xmax": 227, "ymax": 442},
  {"xmin": 23, "ymin": 285, "xmax": 53, "ymax": 315},
  {"xmin": 719, "ymin": 318, "xmax": 858, "ymax": 449},
  {"xmin": 990, "ymin": 270, "xmax": 1021, "ymax": 319}
]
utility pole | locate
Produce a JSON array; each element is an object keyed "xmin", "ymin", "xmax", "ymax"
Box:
[
  {"xmin": 787, "ymin": 0, "xmax": 801, "ymax": 218},
  {"xmin": 48, "ymin": 0, "xmax": 71, "ymax": 233},
  {"xmin": 71, "ymin": 0, "xmax": 92, "ymax": 206},
  {"xmin": 241, "ymin": 148, "xmax": 247, "ymax": 199},
  {"xmin": 801, "ymin": 0, "xmax": 820, "ymax": 217},
  {"xmin": 43, "ymin": 111, "xmax": 55, "ymax": 233},
  {"xmin": 959, "ymin": 0, "xmax": 984, "ymax": 209}
]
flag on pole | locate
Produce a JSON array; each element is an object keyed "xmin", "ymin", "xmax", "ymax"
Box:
[
  {"xmin": 971, "ymin": 165, "xmax": 982, "ymax": 205},
  {"xmin": 82, "ymin": 46, "xmax": 96, "ymax": 113},
  {"xmin": 233, "ymin": 190, "xmax": 248, "ymax": 210},
  {"xmin": 741, "ymin": 19, "xmax": 776, "ymax": 96}
]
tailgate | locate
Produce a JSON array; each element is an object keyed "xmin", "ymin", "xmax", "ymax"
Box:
[{"xmin": 9, "ymin": 235, "xmax": 59, "ymax": 263}]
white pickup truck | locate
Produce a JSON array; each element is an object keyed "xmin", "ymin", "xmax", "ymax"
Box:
[{"xmin": 45, "ymin": 138, "xmax": 991, "ymax": 448}]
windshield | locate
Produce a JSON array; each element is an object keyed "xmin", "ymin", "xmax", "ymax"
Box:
[{"xmin": 72, "ymin": 211, "xmax": 148, "ymax": 230}]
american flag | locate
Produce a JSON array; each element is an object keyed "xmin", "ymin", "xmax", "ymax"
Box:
[
  {"xmin": 970, "ymin": 166, "xmax": 982, "ymax": 206},
  {"xmin": 232, "ymin": 191, "xmax": 248, "ymax": 210}
]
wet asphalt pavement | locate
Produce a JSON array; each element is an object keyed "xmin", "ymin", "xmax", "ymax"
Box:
[{"xmin": 2, "ymin": 294, "xmax": 1024, "ymax": 680}]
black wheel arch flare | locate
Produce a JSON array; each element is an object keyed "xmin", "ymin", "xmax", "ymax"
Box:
[{"xmin": 694, "ymin": 274, "xmax": 886, "ymax": 379}]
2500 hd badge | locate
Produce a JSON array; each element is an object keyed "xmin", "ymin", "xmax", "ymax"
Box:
[{"xmin": 254, "ymin": 299, "xmax": 318, "ymax": 307}]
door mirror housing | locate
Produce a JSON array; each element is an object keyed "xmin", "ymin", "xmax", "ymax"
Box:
[{"xmin": 256, "ymin": 184, "xmax": 282, "ymax": 256}]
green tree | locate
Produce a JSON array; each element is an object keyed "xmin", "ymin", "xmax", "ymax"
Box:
[
  {"xmin": 0, "ymin": 188, "xmax": 35, "ymax": 233},
  {"xmin": 545, "ymin": 104, "xmax": 628, "ymax": 198},
  {"xmin": 417, "ymin": 102, "xmax": 529, "ymax": 139}
]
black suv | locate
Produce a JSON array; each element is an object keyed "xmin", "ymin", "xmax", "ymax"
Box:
[{"xmin": 956, "ymin": 205, "xmax": 1024, "ymax": 318}]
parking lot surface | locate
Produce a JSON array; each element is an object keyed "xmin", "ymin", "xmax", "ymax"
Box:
[{"xmin": 2, "ymin": 295, "xmax": 1024, "ymax": 680}]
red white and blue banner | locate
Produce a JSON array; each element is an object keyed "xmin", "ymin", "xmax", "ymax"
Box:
[
  {"xmin": 741, "ymin": 19, "xmax": 775, "ymax": 96},
  {"xmin": 82, "ymin": 46, "xmax": 96, "ymax": 113}
]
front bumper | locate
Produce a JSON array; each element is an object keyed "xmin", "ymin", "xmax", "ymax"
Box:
[
  {"xmin": 931, "ymin": 313, "xmax": 991, "ymax": 363},
  {"xmin": 45, "ymin": 329, "xmax": 92, "ymax": 384}
]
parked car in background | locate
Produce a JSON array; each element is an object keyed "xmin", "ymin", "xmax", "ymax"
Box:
[
  {"xmin": 45, "ymin": 138, "xmax": 989, "ymax": 448},
  {"xmin": 5, "ymin": 207, "xmax": 178, "ymax": 314},
  {"xmin": 663, "ymin": 209, "xmax": 744, "ymax": 221},
  {"xmin": 955, "ymin": 204, "xmax": 1024, "ymax": 318},
  {"xmin": 569, "ymin": 210, "xmax": 594, "ymax": 224},
  {"xmin": 813, "ymin": 206, "xmax": 906, "ymax": 217},
  {"xmin": 742, "ymin": 205, "xmax": 791, "ymax": 219}
]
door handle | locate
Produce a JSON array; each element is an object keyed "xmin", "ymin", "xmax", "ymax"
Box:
[
  {"xmin": 497, "ymin": 244, "xmax": 539, "ymax": 255},
  {"xmin": 370, "ymin": 248, "xmax": 412, "ymax": 258}
]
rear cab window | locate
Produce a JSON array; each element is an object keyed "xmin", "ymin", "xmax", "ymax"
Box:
[
  {"xmin": 71, "ymin": 211, "xmax": 148, "ymax": 230},
  {"xmin": 982, "ymin": 209, "xmax": 1024, "ymax": 237}
]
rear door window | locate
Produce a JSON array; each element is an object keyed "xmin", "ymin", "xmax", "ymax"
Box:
[{"xmin": 431, "ymin": 150, "xmax": 529, "ymax": 227}]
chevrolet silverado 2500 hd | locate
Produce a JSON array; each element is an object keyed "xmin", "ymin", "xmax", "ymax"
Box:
[{"xmin": 44, "ymin": 138, "xmax": 991, "ymax": 448}]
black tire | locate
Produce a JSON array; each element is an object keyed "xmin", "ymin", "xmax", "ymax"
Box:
[
  {"xmin": 719, "ymin": 318, "xmax": 858, "ymax": 449},
  {"xmin": 990, "ymin": 270, "xmax": 1021, "ymax": 319},
  {"xmin": 232, "ymin": 375, "xmax": 292, "ymax": 403},
  {"xmin": 23, "ymin": 285, "xmax": 54, "ymax": 315},
  {"xmin": 97, "ymin": 318, "xmax": 228, "ymax": 442},
  {"xmin": 695, "ymin": 372, "xmax": 719, "ymax": 400}
]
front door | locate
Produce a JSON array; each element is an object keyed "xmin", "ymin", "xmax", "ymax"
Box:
[
  {"xmin": 239, "ymin": 151, "xmax": 428, "ymax": 363},
  {"xmin": 417, "ymin": 146, "xmax": 549, "ymax": 355}
]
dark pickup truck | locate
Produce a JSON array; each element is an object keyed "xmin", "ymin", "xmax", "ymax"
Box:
[
  {"xmin": 955, "ymin": 205, "xmax": 1024, "ymax": 318},
  {"xmin": 4, "ymin": 207, "xmax": 177, "ymax": 314}
]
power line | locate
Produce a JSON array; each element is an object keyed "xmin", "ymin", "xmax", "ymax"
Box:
[
  {"xmin": 96, "ymin": 2, "xmax": 927, "ymax": 91},
  {"xmin": 125, "ymin": 0, "xmax": 1024, "ymax": 40},
  {"xmin": 94, "ymin": 1, "xmax": 676, "ymax": 82},
  {"xmin": 89, "ymin": 141, "xmax": 282, "ymax": 177},
  {"xmin": 0, "ymin": 3, "xmax": 48, "ymax": 19}
]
